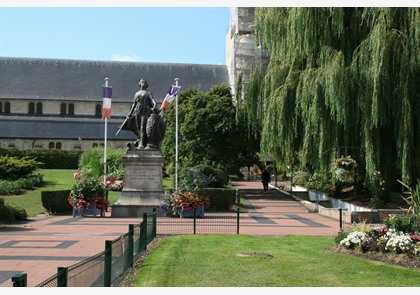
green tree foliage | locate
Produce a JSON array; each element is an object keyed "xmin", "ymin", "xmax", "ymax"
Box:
[
  {"xmin": 161, "ymin": 85, "xmax": 259, "ymax": 176},
  {"xmin": 238, "ymin": 8, "xmax": 420, "ymax": 197}
]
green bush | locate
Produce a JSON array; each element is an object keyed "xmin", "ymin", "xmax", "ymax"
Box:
[
  {"xmin": 383, "ymin": 214, "xmax": 420, "ymax": 233},
  {"xmin": 0, "ymin": 155, "xmax": 44, "ymax": 180},
  {"xmin": 202, "ymin": 188, "xmax": 236, "ymax": 210},
  {"xmin": 41, "ymin": 190, "xmax": 73, "ymax": 214},
  {"xmin": 0, "ymin": 198, "xmax": 27, "ymax": 222},
  {"xmin": 0, "ymin": 148, "xmax": 82, "ymax": 169},
  {"xmin": 7, "ymin": 202, "xmax": 28, "ymax": 220},
  {"xmin": 0, "ymin": 180, "xmax": 21, "ymax": 195},
  {"xmin": 0, "ymin": 173, "xmax": 44, "ymax": 195},
  {"xmin": 78, "ymin": 147, "xmax": 125, "ymax": 179},
  {"xmin": 178, "ymin": 165, "xmax": 229, "ymax": 193}
]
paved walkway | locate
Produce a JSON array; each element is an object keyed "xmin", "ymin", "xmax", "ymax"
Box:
[{"xmin": 0, "ymin": 181, "xmax": 344, "ymax": 287}]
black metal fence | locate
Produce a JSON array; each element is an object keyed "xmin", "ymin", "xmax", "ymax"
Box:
[
  {"xmin": 156, "ymin": 208, "xmax": 240, "ymax": 235},
  {"xmin": 11, "ymin": 208, "xmax": 239, "ymax": 287},
  {"xmin": 11, "ymin": 210, "xmax": 156, "ymax": 287}
]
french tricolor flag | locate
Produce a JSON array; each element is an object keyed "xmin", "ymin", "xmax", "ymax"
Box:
[
  {"xmin": 160, "ymin": 85, "xmax": 181, "ymax": 110},
  {"xmin": 102, "ymin": 86, "xmax": 112, "ymax": 120}
]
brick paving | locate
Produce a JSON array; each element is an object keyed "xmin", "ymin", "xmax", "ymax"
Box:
[{"xmin": 0, "ymin": 181, "xmax": 344, "ymax": 287}]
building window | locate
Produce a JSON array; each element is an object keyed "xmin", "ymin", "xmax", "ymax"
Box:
[
  {"xmin": 95, "ymin": 104, "xmax": 102, "ymax": 117},
  {"xmin": 36, "ymin": 102, "xmax": 43, "ymax": 114},
  {"xmin": 68, "ymin": 103, "xmax": 74, "ymax": 115},
  {"xmin": 92, "ymin": 143, "xmax": 98, "ymax": 148},
  {"xmin": 5, "ymin": 102, "xmax": 10, "ymax": 113},
  {"xmin": 49, "ymin": 142, "xmax": 62, "ymax": 149},
  {"xmin": 0, "ymin": 102, "xmax": 2, "ymax": 113},
  {"xmin": 28, "ymin": 102, "xmax": 35, "ymax": 114},
  {"xmin": 60, "ymin": 103, "xmax": 66, "ymax": 115}
]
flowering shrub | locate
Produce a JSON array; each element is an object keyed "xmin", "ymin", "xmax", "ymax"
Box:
[
  {"xmin": 160, "ymin": 191, "xmax": 210, "ymax": 217},
  {"xmin": 338, "ymin": 226, "xmax": 419, "ymax": 257},
  {"xmin": 68, "ymin": 176, "xmax": 107, "ymax": 211},
  {"xmin": 339, "ymin": 231, "xmax": 373, "ymax": 252},
  {"xmin": 100, "ymin": 176, "xmax": 125, "ymax": 191},
  {"xmin": 73, "ymin": 170, "xmax": 82, "ymax": 179}
]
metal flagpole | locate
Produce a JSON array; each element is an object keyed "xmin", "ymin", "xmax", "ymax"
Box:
[
  {"xmin": 175, "ymin": 78, "xmax": 179, "ymax": 192},
  {"xmin": 104, "ymin": 78, "xmax": 109, "ymax": 186}
]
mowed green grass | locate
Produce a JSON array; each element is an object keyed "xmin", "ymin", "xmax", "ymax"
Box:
[
  {"xmin": 3, "ymin": 169, "xmax": 174, "ymax": 217},
  {"xmin": 133, "ymin": 235, "xmax": 420, "ymax": 287},
  {"xmin": 3, "ymin": 169, "xmax": 77, "ymax": 217}
]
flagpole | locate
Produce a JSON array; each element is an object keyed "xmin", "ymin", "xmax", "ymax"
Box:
[
  {"xmin": 175, "ymin": 78, "xmax": 179, "ymax": 192},
  {"xmin": 103, "ymin": 78, "xmax": 109, "ymax": 211}
]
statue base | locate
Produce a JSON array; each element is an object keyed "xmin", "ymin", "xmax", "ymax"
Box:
[{"xmin": 111, "ymin": 149, "xmax": 164, "ymax": 218}]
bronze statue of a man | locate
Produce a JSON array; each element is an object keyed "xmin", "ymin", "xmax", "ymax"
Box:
[{"xmin": 119, "ymin": 79, "xmax": 157, "ymax": 149}]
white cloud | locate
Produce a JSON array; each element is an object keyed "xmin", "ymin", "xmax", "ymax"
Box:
[{"xmin": 111, "ymin": 54, "xmax": 143, "ymax": 62}]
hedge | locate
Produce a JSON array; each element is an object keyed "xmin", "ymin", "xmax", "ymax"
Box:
[
  {"xmin": 41, "ymin": 189, "xmax": 73, "ymax": 215},
  {"xmin": 0, "ymin": 148, "xmax": 82, "ymax": 169},
  {"xmin": 0, "ymin": 198, "xmax": 27, "ymax": 222},
  {"xmin": 201, "ymin": 187, "xmax": 237, "ymax": 211}
]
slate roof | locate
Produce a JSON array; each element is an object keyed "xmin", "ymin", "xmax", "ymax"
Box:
[
  {"xmin": 0, "ymin": 57, "xmax": 230, "ymax": 142},
  {"xmin": 0, "ymin": 57, "xmax": 230, "ymax": 102}
]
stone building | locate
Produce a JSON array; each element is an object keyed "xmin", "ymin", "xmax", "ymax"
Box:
[
  {"xmin": 0, "ymin": 7, "xmax": 258, "ymax": 151},
  {"xmin": 0, "ymin": 57, "xmax": 229, "ymax": 150}
]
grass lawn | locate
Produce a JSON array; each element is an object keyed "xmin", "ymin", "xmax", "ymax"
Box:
[
  {"xmin": 132, "ymin": 235, "xmax": 420, "ymax": 287},
  {"xmin": 3, "ymin": 169, "xmax": 77, "ymax": 217},
  {"xmin": 3, "ymin": 170, "xmax": 175, "ymax": 218}
]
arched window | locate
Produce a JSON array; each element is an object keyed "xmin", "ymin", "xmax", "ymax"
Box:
[
  {"xmin": 95, "ymin": 104, "xmax": 102, "ymax": 117},
  {"xmin": 92, "ymin": 143, "xmax": 98, "ymax": 148},
  {"xmin": 56, "ymin": 142, "xmax": 62, "ymax": 149},
  {"xmin": 36, "ymin": 102, "xmax": 43, "ymax": 114},
  {"xmin": 28, "ymin": 103, "xmax": 35, "ymax": 114},
  {"xmin": 60, "ymin": 103, "xmax": 66, "ymax": 115},
  {"xmin": 49, "ymin": 142, "xmax": 55, "ymax": 149},
  {"xmin": 68, "ymin": 103, "xmax": 75, "ymax": 115},
  {"xmin": 5, "ymin": 102, "xmax": 10, "ymax": 113}
]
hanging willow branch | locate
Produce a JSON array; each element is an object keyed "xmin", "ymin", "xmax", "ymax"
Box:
[{"xmin": 240, "ymin": 7, "xmax": 420, "ymax": 193}]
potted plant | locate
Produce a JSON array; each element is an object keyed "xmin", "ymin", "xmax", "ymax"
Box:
[
  {"xmin": 68, "ymin": 176, "xmax": 108, "ymax": 217},
  {"xmin": 160, "ymin": 191, "xmax": 209, "ymax": 218}
]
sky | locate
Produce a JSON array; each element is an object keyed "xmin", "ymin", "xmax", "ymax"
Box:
[
  {"xmin": 0, "ymin": 6, "xmax": 231, "ymax": 65},
  {"xmin": 0, "ymin": 1, "xmax": 418, "ymax": 66}
]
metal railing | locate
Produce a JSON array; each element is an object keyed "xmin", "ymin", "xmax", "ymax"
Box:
[
  {"xmin": 156, "ymin": 208, "xmax": 240, "ymax": 235},
  {"xmin": 10, "ymin": 209, "xmax": 157, "ymax": 287},
  {"xmin": 11, "ymin": 207, "xmax": 239, "ymax": 287}
]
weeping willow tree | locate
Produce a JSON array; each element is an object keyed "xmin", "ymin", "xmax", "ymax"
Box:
[{"xmin": 238, "ymin": 7, "xmax": 420, "ymax": 196}]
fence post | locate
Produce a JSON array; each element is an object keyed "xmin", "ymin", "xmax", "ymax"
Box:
[
  {"xmin": 193, "ymin": 208, "xmax": 197, "ymax": 234},
  {"xmin": 152, "ymin": 208, "xmax": 157, "ymax": 239},
  {"xmin": 128, "ymin": 224, "xmax": 134, "ymax": 268},
  {"xmin": 57, "ymin": 267, "xmax": 68, "ymax": 287},
  {"xmin": 142, "ymin": 213, "xmax": 148, "ymax": 249},
  {"xmin": 104, "ymin": 240, "xmax": 112, "ymax": 287},
  {"xmin": 339, "ymin": 208, "xmax": 343, "ymax": 230},
  {"xmin": 11, "ymin": 273, "xmax": 27, "ymax": 287},
  {"xmin": 237, "ymin": 208, "xmax": 240, "ymax": 234}
]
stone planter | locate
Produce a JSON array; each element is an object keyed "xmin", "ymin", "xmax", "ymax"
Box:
[
  {"xmin": 179, "ymin": 204, "xmax": 204, "ymax": 218},
  {"xmin": 73, "ymin": 205, "xmax": 99, "ymax": 217}
]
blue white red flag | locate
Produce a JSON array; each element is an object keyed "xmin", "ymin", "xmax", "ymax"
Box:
[
  {"xmin": 102, "ymin": 86, "xmax": 113, "ymax": 119},
  {"xmin": 160, "ymin": 85, "xmax": 181, "ymax": 110}
]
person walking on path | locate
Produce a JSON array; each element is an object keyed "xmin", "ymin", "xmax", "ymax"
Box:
[{"xmin": 261, "ymin": 168, "xmax": 271, "ymax": 193}]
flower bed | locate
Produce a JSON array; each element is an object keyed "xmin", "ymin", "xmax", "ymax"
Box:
[{"xmin": 335, "ymin": 226, "xmax": 420, "ymax": 268}]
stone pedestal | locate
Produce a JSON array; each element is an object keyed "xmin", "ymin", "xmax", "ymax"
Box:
[{"xmin": 111, "ymin": 149, "xmax": 164, "ymax": 217}]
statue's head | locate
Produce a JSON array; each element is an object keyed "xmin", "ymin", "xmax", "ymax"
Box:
[{"xmin": 138, "ymin": 78, "xmax": 148, "ymax": 89}]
